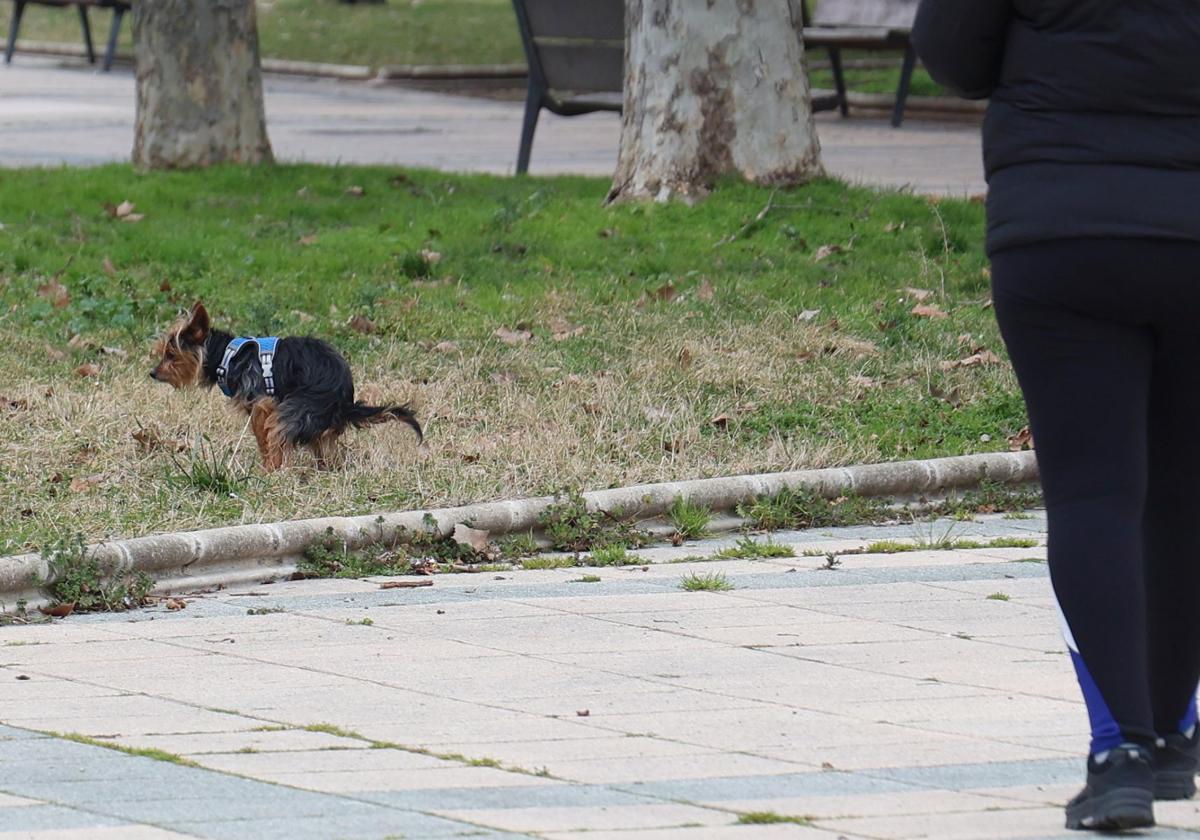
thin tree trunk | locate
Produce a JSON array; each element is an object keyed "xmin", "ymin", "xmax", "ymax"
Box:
[
  {"xmin": 608, "ymin": 0, "xmax": 823, "ymax": 204},
  {"xmin": 132, "ymin": 0, "xmax": 274, "ymax": 170}
]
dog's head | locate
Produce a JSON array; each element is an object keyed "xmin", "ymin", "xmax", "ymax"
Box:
[{"xmin": 150, "ymin": 302, "xmax": 210, "ymax": 389}]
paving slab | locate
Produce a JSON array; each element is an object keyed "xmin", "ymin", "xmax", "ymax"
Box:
[
  {"xmin": 0, "ymin": 56, "xmax": 986, "ymax": 195},
  {"xmin": 7, "ymin": 511, "xmax": 1196, "ymax": 838}
]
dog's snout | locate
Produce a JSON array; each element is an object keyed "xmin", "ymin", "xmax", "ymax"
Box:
[{"xmin": 149, "ymin": 369, "xmax": 159, "ymax": 380}]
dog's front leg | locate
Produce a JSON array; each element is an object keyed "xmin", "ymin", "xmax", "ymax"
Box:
[{"xmin": 250, "ymin": 399, "xmax": 290, "ymax": 472}]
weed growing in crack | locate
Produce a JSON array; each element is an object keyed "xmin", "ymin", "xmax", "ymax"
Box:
[
  {"xmin": 680, "ymin": 571, "xmax": 733, "ymax": 591},
  {"xmin": 737, "ymin": 487, "xmax": 892, "ymax": 532},
  {"xmin": 539, "ymin": 490, "xmax": 651, "ymax": 553},
  {"xmin": 38, "ymin": 532, "xmax": 152, "ymax": 613},
  {"xmin": 714, "ymin": 536, "xmax": 795, "ymax": 560},
  {"xmin": 667, "ymin": 496, "xmax": 711, "ymax": 542}
]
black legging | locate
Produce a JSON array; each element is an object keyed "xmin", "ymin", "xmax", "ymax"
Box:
[{"xmin": 991, "ymin": 238, "xmax": 1200, "ymax": 753}]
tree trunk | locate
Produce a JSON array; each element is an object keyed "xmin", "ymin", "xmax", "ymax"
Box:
[
  {"xmin": 608, "ymin": 0, "xmax": 823, "ymax": 203},
  {"xmin": 132, "ymin": 0, "xmax": 274, "ymax": 169}
]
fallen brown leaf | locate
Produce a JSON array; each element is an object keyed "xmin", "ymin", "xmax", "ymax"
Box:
[
  {"xmin": 348, "ymin": 314, "xmax": 376, "ymax": 334},
  {"xmin": 298, "ymin": 234, "xmax": 318, "ymax": 246},
  {"xmin": 912, "ymin": 304, "xmax": 948, "ymax": 319},
  {"xmin": 39, "ymin": 602, "xmax": 75, "ymax": 618},
  {"xmin": 379, "ymin": 579, "xmax": 434, "ymax": 589},
  {"xmin": 940, "ymin": 350, "xmax": 1002, "ymax": 371},
  {"xmin": 102, "ymin": 257, "xmax": 116, "ymax": 277},
  {"xmin": 798, "ymin": 309, "xmax": 820, "ymax": 322},
  {"xmin": 848, "ymin": 374, "xmax": 880, "ymax": 389},
  {"xmin": 452, "ymin": 523, "xmax": 491, "ymax": 555},
  {"xmin": 37, "ymin": 278, "xmax": 70, "ymax": 309},
  {"xmin": 68, "ymin": 474, "xmax": 103, "ymax": 493},
  {"xmin": 159, "ymin": 279, "xmax": 173, "ymax": 292},
  {"xmin": 1008, "ymin": 426, "xmax": 1034, "ymax": 451},
  {"xmin": 433, "ymin": 340, "xmax": 459, "ymax": 353},
  {"xmin": 494, "ymin": 327, "xmax": 532, "ymax": 345},
  {"xmin": 654, "ymin": 282, "xmax": 678, "ymax": 302},
  {"xmin": 3, "ymin": 397, "xmax": 29, "ymax": 411},
  {"xmin": 550, "ymin": 320, "xmax": 585, "ymax": 342},
  {"xmin": 576, "ymin": 709, "xmax": 590, "ymax": 717},
  {"xmin": 115, "ymin": 200, "xmax": 136, "ymax": 218},
  {"xmin": 710, "ymin": 413, "xmax": 732, "ymax": 430},
  {"xmin": 905, "ymin": 287, "xmax": 934, "ymax": 301},
  {"xmin": 75, "ymin": 362, "xmax": 100, "ymax": 378},
  {"xmin": 419, "ymin": 248, "xmax": 442, "ymax": 265},
  {"xmin": 697, "ymin": 278, "xmax": 715, "ymax": 301},
  {"xmin": 813, "ymin": 244, "xmax": 844, "ymax": 262},
  {"xmin": 346, "ymin": 185, "xmax": 365, "ymax": 197}
]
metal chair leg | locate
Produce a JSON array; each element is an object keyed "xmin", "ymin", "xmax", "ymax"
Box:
[
  {"xmin": 892, "ymin": 43, "xmax": 917, "ymax": 127},
  {"xmin": 516, "ymin": 82, "xmax": 541, "ymax": 175},
  {"xmin": 5, "ymin": 0, "xmax": 27, "ymax": 64},
  {"xmin": 828, "ymin": 47, "xmax": 849, "ymax": 118},
  {"xmin": 77, "ymin": 3, "xmax": 95, "ymax": 64},
  {"xmin": 102, "ymin": 5, "xmax": 124, "ymax": 71}
]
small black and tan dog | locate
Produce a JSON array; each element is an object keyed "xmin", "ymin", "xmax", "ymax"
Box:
[{"xmin": 150, "ymin": 303, "xmax": 422, "ymax": 471}]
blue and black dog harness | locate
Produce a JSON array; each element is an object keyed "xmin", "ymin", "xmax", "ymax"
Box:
[{"xmin": 216, "ymin": 337, "xmax": 279, "ymax": 398}]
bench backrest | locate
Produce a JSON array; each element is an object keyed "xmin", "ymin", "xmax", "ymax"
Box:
[
  {"xmin": 513, "ymin": 0, "xmax": 624, "ymax": 93},
  {"xmin": 810, "ymin": 0, "xmax": 918, "ymax": 29}
]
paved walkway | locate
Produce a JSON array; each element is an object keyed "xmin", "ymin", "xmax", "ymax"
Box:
[
  {"xmin": 0, "ymin": 56, "xmax": 986, "ymax": 195},
  {"xmin": 5, "ymin": 513, "xmax": 1200, "ymax": 839}
]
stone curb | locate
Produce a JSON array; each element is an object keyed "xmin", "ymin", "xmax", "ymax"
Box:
[
  {"xmin": 12, "ymin": 42, "xmax": 984, "ymax": 120},
  {"xmin": 0, "ymin": 451, "xmax": 1037, "ymax": 610}
]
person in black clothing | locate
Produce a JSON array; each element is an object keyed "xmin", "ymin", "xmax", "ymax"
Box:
[{"xmin": 912, "ymin": 0, "xmax": 1200, "ymax": 832}]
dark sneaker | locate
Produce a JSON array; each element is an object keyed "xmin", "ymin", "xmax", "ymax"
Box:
[
  {"xmin": 1154, "ymin": 728, "xmax": 1200, "ymax": 800},
  {"xmin": 1065, "ymin": 743, "xmax": 1155, "ymax": 831}
]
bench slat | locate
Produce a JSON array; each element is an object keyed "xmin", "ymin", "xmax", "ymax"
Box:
[
  {"xmin": 535, "ymin": 42, "xmax": 623, "ymax": 94},
  {"xmin": 803, "ymin": 26, "xmax": 909, "ymax": 48},
  {"xmin": 522, "ymin": 0, "xmax": 623, "ymax": 41},
  {"xmin": 811, "ymin": 0, "xmax": 918, "ymax": 29}
]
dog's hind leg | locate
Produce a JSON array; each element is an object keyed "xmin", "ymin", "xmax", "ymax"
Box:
[
  {"xmin": 307, "ymin": 430, "xmax": 342, "ymax": 470},
  {"xmin": 250, "ymin": 399, "xmax": 292, "ymax": 472}
]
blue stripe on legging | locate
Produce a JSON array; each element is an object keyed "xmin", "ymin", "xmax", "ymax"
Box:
[
  {"xmin": 1180, "ymin": 695, "xmax": 1198, "ymax": 735},
  {"xmin": 1069, "ymin": 649, "xmax": 1124, "ymax": 754}
]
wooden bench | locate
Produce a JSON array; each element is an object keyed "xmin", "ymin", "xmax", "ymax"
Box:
[
  {"xmin": 802, "ymin": 0, "xmax": 920, "ymax": 127},
  {"xmin": 5, "ymin": 0, "xmax": 129, "ymax": 72},
  {"xmin": 510, "ymin": 0, "xmax": 623, "ymax": 175}
]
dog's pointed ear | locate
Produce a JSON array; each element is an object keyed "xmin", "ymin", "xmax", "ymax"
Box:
[{"xmin": 183, "ymin": 302, "xmax": 210, "ymax": 345}]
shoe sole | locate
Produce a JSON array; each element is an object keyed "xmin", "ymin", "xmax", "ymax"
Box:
[
  {"xmin": 1154, "ymin": 769, "xmax": 1197, "ymax": 801},
  {"xmin": 1065, "ymin": 786, "xmax": 1154, "ymax": 831}
]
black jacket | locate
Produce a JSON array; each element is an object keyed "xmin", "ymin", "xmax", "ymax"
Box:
[{"xmin": 912, "ymin": 0, "xmax": 1200, "ymax": 254}]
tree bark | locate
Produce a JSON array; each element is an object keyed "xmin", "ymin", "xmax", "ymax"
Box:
[
  {"xmin": 608, "ymin": 0, "xmax": 823, "ymax": 204},
  {"xmin": 132, "ymin": 0, "xmax": 274, "ymax": 169}
]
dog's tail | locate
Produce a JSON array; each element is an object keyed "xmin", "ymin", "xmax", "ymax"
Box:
[{"xmin": 344, "ymin": 402, "xmax": 423, "ymax": 443}]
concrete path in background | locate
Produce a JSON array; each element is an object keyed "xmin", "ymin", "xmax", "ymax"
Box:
[
  {"xmin": 5, "ymin": 512, "xmax": 1200, "ymax": 839},
  {"xmin": 0, "ymin": 56, "xmax": 986, "ymax": 195}
]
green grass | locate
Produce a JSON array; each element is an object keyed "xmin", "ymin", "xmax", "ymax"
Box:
[
  {"xmin": 738, "ymin": 488, "xmax": 896, "ymax": 532},
  {"xmin": 0, "ymin": 165, "xmax": 1020, "ymax": 556},
  {"xmin": 589, "ymin": 545, "xmax": 640, "ymax": 567},
  {"xmin": 50, "ymin": 731, "xmax": 200, "ymax": 767},
  {"xmin": 680, "ymin": 572, "xmax": 734, "ymax": 592},
  {"xmin": 714, "ymin": 536, "xmax": 795, "ymax": 560},
  {"xmin": 667, "ymin": 496, "xmax": 711, "ymax": 541},
  {"xmin": 736, "ymin": 811, "xmax": 813, "ymax": 825},
  {"xmin": 520, "ymin": 556, "xmax": 576, "ymax": 570},
  {"xmin": 810, "ymin": 58, "xmax": 946, "ymax": 99},
  {"xmin": 13, "ymin": 0, "xmax": 525, "ymax": 68}
]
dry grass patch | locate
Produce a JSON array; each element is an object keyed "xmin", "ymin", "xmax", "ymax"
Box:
[{"xmin": 0, "ymin": 166, "xmax": 1023, "ymax": 556}]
